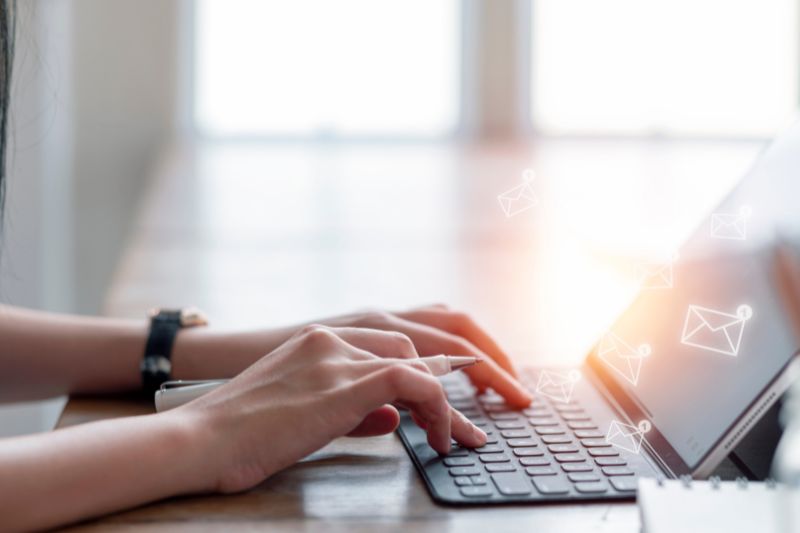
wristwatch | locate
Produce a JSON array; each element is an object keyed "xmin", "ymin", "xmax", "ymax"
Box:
[{"xmin": 140, "ymin": 307, "xmax": 208, "ymax": 393}]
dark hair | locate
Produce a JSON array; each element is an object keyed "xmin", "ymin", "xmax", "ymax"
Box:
[{"xmin": 0, "ymin": 0, "xmax": 13, "ymax": 232}]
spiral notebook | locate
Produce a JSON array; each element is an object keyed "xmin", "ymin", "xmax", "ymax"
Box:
[{"xmin": 637, "ymin": 477, "xmax": 799, "ymax": 533}]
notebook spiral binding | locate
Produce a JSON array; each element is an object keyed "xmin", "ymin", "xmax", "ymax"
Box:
[{"xmin": 658, "ymin": 476, "xmax": 779, "ymax": 490}]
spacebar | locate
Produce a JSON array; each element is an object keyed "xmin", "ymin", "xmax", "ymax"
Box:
[{"xmin": 491, "ymin": 472, "xmax": 532, "ymax": 495}]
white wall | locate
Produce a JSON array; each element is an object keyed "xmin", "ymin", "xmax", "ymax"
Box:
[
  {"xmin": 0, "ymin": 0, "xmax": 73, "ymax": 436},
  {"xmin": 70, "ymin": 0, "xmax": 179, "ymax": 314},
  {"xmin": 0, "ymin": 0, "xmax": 179, "ymax": 436}
]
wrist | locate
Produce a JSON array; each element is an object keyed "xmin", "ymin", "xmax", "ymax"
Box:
[
  {"xmin": 151, "ymin": 409, "xmax": 221, "ymax": 495},
  {"xmin": 171, "ymin": 329, "xmax": 282, "ymax": 380}
]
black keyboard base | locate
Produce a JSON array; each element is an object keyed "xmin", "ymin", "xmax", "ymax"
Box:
[{"xmin": 396, "ymin": 370, "xmax": 663, "ymax": 505}]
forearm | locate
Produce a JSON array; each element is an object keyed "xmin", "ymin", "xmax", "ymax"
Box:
[
  {"xmin": 0, "ymin": 305, "xmax": 147, "ymax": 401},
  {"xmin": 170, "ymin": 324, "xmax": 298, "ymax": 380},
  {"xmin": 0, "ymin": 412, "xmax": 210, "ymax": 532},
  {"xmin": 0, "ymin": 304, "xmax": 293, "ymax": 401}
]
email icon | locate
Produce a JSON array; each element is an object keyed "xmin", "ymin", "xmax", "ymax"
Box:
[
  {"xmin": 710, "ymin": 205, "xmax": 752, "ymax": 240},
  {"xmin": 497, "ymin": 169, "xmax": 537, "ymax": 218},
  {"xmin": 598, "ymin": 332, "xmax": 651, "ymax": 386},
  {"xmin": 605, "ymin": 420, "xmax": 651, "ymax": 454},
  {"xmin": 535, "ymin": 370, "xmax": 581, "ymax": 404},
  {"xmin": 680, "ymin": 303, "xmax": 753, "ymax": 356},
  {"xmin": 635, "ymin": 253, "xmax": 678, "ymax": 290}
]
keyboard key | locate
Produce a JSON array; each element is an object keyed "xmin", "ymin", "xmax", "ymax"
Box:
[
  {"xmin": 574, "ymin": 481, "xmax": 608, "ymax": 494},
  {"xmin": 501, "ymin": 429, "xmax": 532, "ymax": 439},
  {"xmin": 454, "ymin": 476, "xmax": 473, "ymax": 486},
  {"xmin": 532, "ymin": 476, "xmax": 571, "ymax": 495},
  {"xmin": 595, "ymin": 457, "xmax": 626, "ymax": 466},
  {"xmin": 528, "ymin": 417, "xmax": 559, "ymax": 426},
  {"xmin": 581, "ymin": 438, "xmax": 611, "ymax": 448},
  {"xmin": 443, "ymin": 457, "xmax": 475, "ymax": 467},
  {"xmin": 449, "ymin": 467, "xmax": 480, "ymax": 476},
  {"xmin": 489, "ymin": 412, "xmax": 520, "ymax": 421},
  {"xmin": 554, "ymin": 404, "xmax": 584, "ymax": 413},
  {"xmin": 523, "ymin": 407, "xmax": 550, "ymax": 416},
  {"xmin": 460, "ymin": 485, "xmax": 493, "ymax": 497},
  {"xmin": 474, "ymin": 444, "xmax": 503, "ymax": 454},
  {"xmin": 567, "ymin": 421, "xmax": 598, "ymax": 430},
  {"xmin": 484, "ymin": 435, "xmax": 500, "ymax": 445},
  {"xmin": 554, "ymin": 453, "xmax": 587, "ymax": 463},
  {"xmin": 471, "ymin": 474, "xmax": 488, "ymax": 485},
  {"xmin": 568, "ymin": 472, "xmax": 600, "ymax": 482},
  {"xmin": 525, "ymin": 466, "xmax": 557, "ymax": 476},
  {"xmin": 445, "ymin": 447, "xmax": 470, "ymax": 457},
  {"xmin": 535, "ymin": 427, "xmax": 566, "ymax": 435},
  {"xmin": 562, "ymin": 463, "xmax": 594, "ymax": 473},
  {"xmin": 483, "ymin": 404, "xmax": 513, "ymax": 413},
  {"xmin": 472, "ymin": 419, "xmax": 489, "ymax": 427},
  {"xmin": 601, "ymin": 466, "xmax": 634, "ymax": 476},
  {"xmin": 609, "ymin": 477, "xmax": 638, "ymax": 492},
  {"xmin": 479, "ymin": 395, "xmax": 507, "ymax": 406},
  {"xmin": 560, "ymin": 412, "xmax": 591, "ymax": 421},
  {"xmin": 506, "ymin": 438, "xmax": 538, "ymax": 448},
  {"xmin": 479, "ymin": 453, "xmax": 510, "ymax": 463},
  {"xmin": 495, "ymin": 421, "xmax": 525, "ymax": 430},
  {"xmin": 588, "ymin": 448, "xmax": 619, "ymax": 457},
  {"xmin": 485, "ymin": 463, "xmax": 517, "ymax": 473},
  {"xmin": 491, "ymin": 473, "xmax": 533, "ymax": 495},
  {"xmin": 541, "ymin": 435, "xmax": 572, "ymax": 444},
  {"xmin": 513, "ymin": 447, "xmax": 545, "ymax": 457},
  {"xmin": 548, "ymin": 444, "xmax": 579, "ymax": 454},
  {"xmin": 519, "ymin": 457, "xmax": 550, "ymax": 467},
  {"xmin": 574, "ymin": 429, "xmax": 604, "ymax": 439}
]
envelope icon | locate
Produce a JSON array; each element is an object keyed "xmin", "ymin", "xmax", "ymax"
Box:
[
  {"xmin": 710, "ymin": 205, "xmax": 751, "ymax": 240},
  {"xmin": 498, "ymin": 169, "xmax": 537, "ymax": 218},
  {"xmin": 535, "ymin": 369, "xmax": 580, "ymax": 404},
  {"xmin": 635, "ymin": 254, "xmax": 678, "ymax": 290},
  {"xmin": 598, "ymin": 332, "xmax": 651, "ymax": 386},
  {"xmin": 680, "ymin": 304, "xmax": 753, "ymax": 356},
  {"xmin": 606, "ymin": 420, "xmax": 651, "ymax": 454}
]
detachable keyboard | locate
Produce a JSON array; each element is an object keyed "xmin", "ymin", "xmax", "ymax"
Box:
[{"xmin": 397, "ymin": 368, "xmax": 662, "ymax": 504}]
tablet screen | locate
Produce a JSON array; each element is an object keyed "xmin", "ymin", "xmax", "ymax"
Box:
[{"xmin": 589, "ymin": 247, "xmax": 798, "ymax": 469}]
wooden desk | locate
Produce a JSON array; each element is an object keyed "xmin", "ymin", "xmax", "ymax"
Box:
[{"xmin": 57, "ymin": 139, "xmax": 761, "ymax": 531}]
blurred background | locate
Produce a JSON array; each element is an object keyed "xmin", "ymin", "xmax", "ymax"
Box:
[{"xmin": 0, "ymin": 0, "xmax": 798, "ymax": 434}]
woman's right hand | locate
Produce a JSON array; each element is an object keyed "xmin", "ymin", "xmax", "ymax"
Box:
[{"xmin": 173, "ymin": 325, "xmax": 488, "ymax": 494}]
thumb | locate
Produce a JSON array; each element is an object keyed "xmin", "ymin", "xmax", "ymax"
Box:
[{"xmin": 346, "ymin": 404, "xmax": 401, "ymax": 437}]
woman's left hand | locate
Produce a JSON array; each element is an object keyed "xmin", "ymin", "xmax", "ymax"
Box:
[{"xmin": 173, "ymin": 305, "xmax": 533, "ymax": 409}]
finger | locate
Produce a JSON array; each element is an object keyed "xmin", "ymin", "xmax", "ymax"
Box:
[
  {"xmin": 396, "ymin": 308, "xmax": 516, "ymax": 376},
  {"xmin": 308, "ymin": 326, "xmax": 419, "ymax": 360},
  {"xmin": 463, "ymin": 360, "xmax": 532, "ymax": 408},
  {"xmin": 351, "ymin": 359, "xmax": 487, "ymax": 448},
  {"xmin": 349, "ymin": 365, "xmax": 454, "ymax": 453},
  {"xmin": 449, "ymin": 407, "xmax": 487, "ymax": 448},
  {"xmin": 358, "ymin": 315, "xmax": 532, "ymax": 407},
  {"xmin": 347, "ymin": 404, "xmax": 401, "ymax": 437}
]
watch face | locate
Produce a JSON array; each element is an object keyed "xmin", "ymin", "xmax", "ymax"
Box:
[{"xmin": 141, "ymin": 355, "xmax": 172, "ymax": 376}]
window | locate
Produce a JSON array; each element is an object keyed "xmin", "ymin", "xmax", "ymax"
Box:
[
  {"xmin": 531, "ymin": 0, "xmax": 799, "ymax": 137},
  {"xmin": 195, "ymin": 0, "xmax": 460, "ymax": 138}
]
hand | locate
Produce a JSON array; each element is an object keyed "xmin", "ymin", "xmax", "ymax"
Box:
[
  {"xmin": 320, "ymin": 305, "xmax": 533, "ymax": 407},
  {"xmin": 173, "ymin": 305, "xmax": 533, "ymax": 408},
  {"xmin": 173, "ymin": 325, "xmax": 488, "ymax": 494}
]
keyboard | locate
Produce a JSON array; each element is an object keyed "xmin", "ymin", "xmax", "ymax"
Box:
[{"xmin": 396, "ymin": 368, "xmax": 661, "ymax": 504}]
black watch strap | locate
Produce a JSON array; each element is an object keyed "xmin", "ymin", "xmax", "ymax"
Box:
[{"xmin": 141, "ymin": 308, "xmax": 207, "ymax": 393}]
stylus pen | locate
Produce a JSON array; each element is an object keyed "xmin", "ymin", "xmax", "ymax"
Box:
[{"xmin": 154, "ymin": 355, "xmax": 480, "ymax": 412}]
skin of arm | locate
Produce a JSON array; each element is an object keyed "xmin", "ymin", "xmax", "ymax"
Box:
[
  {"xmin": 0, "ymin": 326, "xmax": 489, "ymax": 531},
  {"xmin": 0, "ymin": 304, "xmax": 532, "ymax": 406}
]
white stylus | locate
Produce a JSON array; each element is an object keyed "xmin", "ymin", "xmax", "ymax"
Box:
[{"xmin": 154, "ymin": 354, "xmax": 480, "ymax": 412}]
